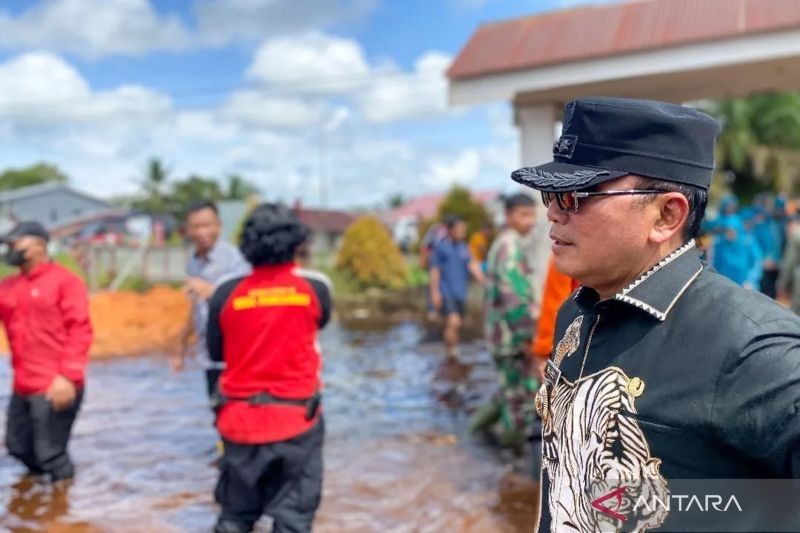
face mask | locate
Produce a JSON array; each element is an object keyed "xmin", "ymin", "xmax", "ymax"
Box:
[{"xmin": 5, "ymin": 248, "xmax": 26, "ymax": 267}]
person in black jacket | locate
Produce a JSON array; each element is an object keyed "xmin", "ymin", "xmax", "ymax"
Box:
[{"xmin": 511, "ymin": 97, "xmax": 800, "ymax": 532}]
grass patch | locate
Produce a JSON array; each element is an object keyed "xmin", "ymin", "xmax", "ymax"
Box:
[
  {"xmin": 405, "ymin": 261, "xmax": 429, "ymax": 289},
  {"xmin": 318, "ymin": 265, "xmax": 362, "ymax": 296},
  {"xmin": 317, "ymin": 255, "xmax": 429, "ymax": 297}
]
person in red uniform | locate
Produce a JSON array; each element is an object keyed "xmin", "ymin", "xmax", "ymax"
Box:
[
  {"xmin": 207, "ymin": 204, "xmax": 331, "ymax": 533},
  {"xmin": 0, "ymin": 221, "xmax": 92, "ymax": 482}
]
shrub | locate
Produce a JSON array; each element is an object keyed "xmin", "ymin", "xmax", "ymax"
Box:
[{"xmin": 336, "ymin": 216, "xmax": 407, "ymax": 290}]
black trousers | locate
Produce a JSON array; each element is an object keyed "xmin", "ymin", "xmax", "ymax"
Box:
[
  {"xmin": 5, "ymin": 390, "xmax": 83, "ymax": 481},
  {"xmin": 761, "ymin": 268, "xmax": 779, "ymax": 299},
  {"xmin": 215, "ymin": 418, "xmax": 324, "ymax": 533},
  {"xmin": 206, "ymin": 368, "xmax": 223, "ymax": 400}
]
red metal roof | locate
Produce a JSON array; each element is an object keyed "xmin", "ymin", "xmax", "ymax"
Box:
[{"xmin": 448, "ymin": 0, "xmax": 800, "ymax": 80}]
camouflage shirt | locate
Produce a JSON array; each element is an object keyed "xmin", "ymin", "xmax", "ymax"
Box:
[{"xmin": 484, "ymin": 228, "xmax": 536, "ymax": 356}]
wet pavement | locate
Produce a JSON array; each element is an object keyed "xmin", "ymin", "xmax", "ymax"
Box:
[{"xmin": 0, "ymin": 320, "xmax": 537, "ymax": 532}]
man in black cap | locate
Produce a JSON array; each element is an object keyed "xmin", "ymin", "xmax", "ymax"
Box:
[
  {"xmin": 512, "ymin": 97, "xmax": 800, "ymax": 532},
  {"xmin": 0, "ymin": 221, "xmax": 92, "ymax": 483}
]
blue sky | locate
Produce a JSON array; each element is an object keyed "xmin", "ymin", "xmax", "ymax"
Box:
[{"xmin": 0, "ymin": 0, "xmax": 615, "ymax": 207}]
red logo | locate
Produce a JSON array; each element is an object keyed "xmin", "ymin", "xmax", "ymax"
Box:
[{"xmin": 591, "ymin": 486, "xmax": 628, "ymax": 522}]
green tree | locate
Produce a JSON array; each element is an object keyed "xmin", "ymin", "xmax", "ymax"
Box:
[
  {"xmin": 0, "ymin": 162, "xmax": 68, "ymax": 191},
  {"xmin": 707, "ymin": 92, "xmax": 800, "ymax": 200},
  {"xmin": 133, "ymin": 157, "xmax": 170, "ymax": 213},
  {"xmin": 169, "ymin": 175, "xmax": 224, "ymax": 220},
  {"xmin": 144, "ymin": 158, "xmax": 168, "ymax": 195},
  {"xmin": 387, "ymin": 193, "xmax": 405, "ymax": 208},
  {"xmin": 225, "ymin": 174, "xmax": 260, "ymax": 200},
  {"xmin": 437, "ymin": 185, "xmax": 491, "ymax": 236}
]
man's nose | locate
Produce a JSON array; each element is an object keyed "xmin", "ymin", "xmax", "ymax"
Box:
[{"xmin": 547, "ymin": 200, "xmax": 568, "ymax": 224}]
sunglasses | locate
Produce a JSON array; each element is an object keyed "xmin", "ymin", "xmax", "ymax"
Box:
[{"xmin": 541, "ymin": 189, "xmax": 666, "ymax": 214}]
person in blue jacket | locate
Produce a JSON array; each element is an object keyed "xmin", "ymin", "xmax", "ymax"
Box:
[{"xmin": 712, "ymin": 197, "xmax": 763, "ymax": 289}]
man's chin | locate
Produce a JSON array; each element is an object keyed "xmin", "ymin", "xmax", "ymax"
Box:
[{"xmin": 552, "ymin": 256, "xmax": 580, "ymax": 280}]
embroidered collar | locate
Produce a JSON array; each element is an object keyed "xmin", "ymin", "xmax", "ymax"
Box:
[{"xmin": 575, "ymin": 240, "xmax": 703, "ymax": 321}]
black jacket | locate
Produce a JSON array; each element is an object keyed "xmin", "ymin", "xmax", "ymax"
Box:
[{"xmin": 537, "ymin": 240, "xmax": 800, "ymax": 532}]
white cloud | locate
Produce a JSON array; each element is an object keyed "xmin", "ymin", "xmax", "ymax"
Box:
[
  {"xmin": 246, "ymin": 32, "xmax": 370, "ymax": 93},
  {"xmin": 244, "ymin": 34, "xmax": 454, "ymax": 124},
  {"xmin": 170, "ymin": 111, "xmax": 243, "ymax": 144},
  {"xmin": 0, "ymin": 52, "xmax": 171, "ymax": 125},
  {"xmin": 222, "ymin": 90, "xmax": 330, "ymax": 129},
  {"xmin": 360, "ymin": 51, "xmax": 452, "ymax": 123},
  {"xmin": 0, "ymin": 51, "xmax": 87, "ymax": 105},
  {"xmin": 486, "ymin": 103, "xmax": 516, "ymax": 140},
  {"xmin": 0, "ymin": 0, "xmax": 378, "ymax": 58},
  {"xmin": 422, "ymin": 150, "xmax": 482, "ymax": 189},
  {"xmin": 480, "ymin": 143, "xmax": 518, "ymax": 172},
  {"xmin": 0, "ymin": 0, "xmax": 189, "ymax": 59},
  {"xmin": 0, "ymin": 46, "xmax": 517, "ymax": 209},
  {"xmin": 194, "ymin": 0, "xmax": 377, "ymax": 46}
]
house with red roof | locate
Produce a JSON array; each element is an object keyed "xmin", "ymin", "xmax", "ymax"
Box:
[{"xmin": 386, "ymin": 190, "xmax": 502, "ymax": 250}]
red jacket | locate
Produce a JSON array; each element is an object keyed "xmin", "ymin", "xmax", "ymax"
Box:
[
  {"xmin": 208, "ymin": 263, "xmax": 332, "ymax": 444},
  {"xmin": 0, "ymin": 262, "xmax": 93, "ymax": 395}
]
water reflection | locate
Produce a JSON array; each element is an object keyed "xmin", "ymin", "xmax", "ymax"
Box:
[{"xmin": 0, "ymin": 321, "xmax": 536, "ymax": 531}]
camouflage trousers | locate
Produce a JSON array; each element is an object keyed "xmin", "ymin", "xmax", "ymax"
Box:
[{"xmin": 493, "ymin": 352, "xmax": 539, "ymax": 439}]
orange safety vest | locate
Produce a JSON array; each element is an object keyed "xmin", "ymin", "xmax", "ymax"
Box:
[{"xmin": 531, "ymin": 257, "xmax": 579, "ymax": 359}]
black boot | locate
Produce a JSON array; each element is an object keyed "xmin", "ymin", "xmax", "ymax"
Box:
[{"xmin": 214, "ymin": 518, "xmax": 253, "ymax": 533}]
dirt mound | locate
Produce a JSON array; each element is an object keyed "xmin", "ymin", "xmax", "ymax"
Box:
[{"xmin": 0, "ymin": 286, "xmax": 191, "ymax": 358}]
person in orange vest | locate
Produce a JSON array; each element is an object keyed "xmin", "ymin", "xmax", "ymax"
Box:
[
  {"xmin": 531, "ymin": 257, "xmax": 580, "ymax": 362},
  {"xmin": 468, "ymin": 222, "xmax": 493, "ymax": 273}
]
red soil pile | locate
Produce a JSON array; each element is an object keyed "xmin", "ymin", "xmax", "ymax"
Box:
[{"xmin": 0, "ymin": 286, "xmax": 191, "ymax": 358}]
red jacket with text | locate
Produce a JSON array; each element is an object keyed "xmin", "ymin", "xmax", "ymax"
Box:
[
  {"xmin": 0, "ymin": 262, "xmax": 93, "ymax": 395},
  {"xmin": 207, "ymin": 263, "xmax": 332, "ymax": 444}
]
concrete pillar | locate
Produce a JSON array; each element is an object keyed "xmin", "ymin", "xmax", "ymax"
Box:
[{"xmin": 514, "ymin": 103, "xmax": 559, "ymax": 308}]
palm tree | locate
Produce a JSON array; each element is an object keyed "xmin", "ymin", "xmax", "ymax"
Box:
[
  {"xmin": 708, "ymin": 92, "xmax": 800, "ymax": 199},
  {"xmin": 144, "ymin": 158, "xmax": 168, "ymax": 195},
  {"xmin": 137, "ymin": 157, "xmax": 170, "ymax": 213},
  {"xmin": 710, "ymin": 99, "xmax": 756, "ymax": 174}
]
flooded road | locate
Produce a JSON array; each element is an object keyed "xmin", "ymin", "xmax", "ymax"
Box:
[{"xmin": 0, "ymin": 321, "xmax": 537, "ymax": 532}]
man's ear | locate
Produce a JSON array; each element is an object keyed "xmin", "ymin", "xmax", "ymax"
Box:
[{"xmin": 649, "ymin": 193, "xmax": 689, "ymax": 244}]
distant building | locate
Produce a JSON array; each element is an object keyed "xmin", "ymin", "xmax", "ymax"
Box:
[
  {"xmin": 294, "ymin": 202, "xmax": 356, "ymax": 257},
  {"xmin": 0, "ymin": 182, "xmax": 114, "ymax": 233},
  {"xmin": 386, "ymin": 190, "xmax": 503, "ymax": 249},
  {"xmin": 50, "ymin": 210, "xmax": 179, "ymax": 247}
]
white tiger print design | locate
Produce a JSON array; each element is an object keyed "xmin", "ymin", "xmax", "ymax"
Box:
[{"xmin": 542, "ymin": 367, "xmax": 669, "ymax": 532}]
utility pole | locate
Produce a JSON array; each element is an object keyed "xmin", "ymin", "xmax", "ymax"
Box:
[{"xmin": 318, "ymin": 132, "xmax": 327, "ymax": 208}]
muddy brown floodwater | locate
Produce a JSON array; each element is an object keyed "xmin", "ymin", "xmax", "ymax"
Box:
[{"xmin": 0, "ymin": 320, "xmax": 538, "ymax": 532}]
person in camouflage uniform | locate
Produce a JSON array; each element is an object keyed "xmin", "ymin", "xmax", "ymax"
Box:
[{"xmin": 475, "ymin": 193, "xmax": 540, "ymax": 449}]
